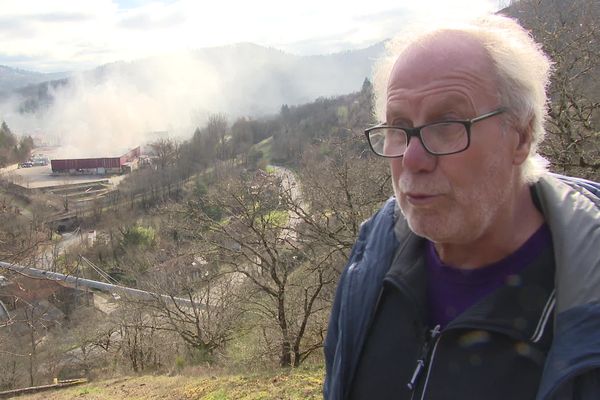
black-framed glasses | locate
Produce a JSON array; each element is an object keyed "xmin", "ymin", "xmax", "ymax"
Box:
[{"xmin": 364, "ymin": 108, "xmax": 506, "ymax": 157}]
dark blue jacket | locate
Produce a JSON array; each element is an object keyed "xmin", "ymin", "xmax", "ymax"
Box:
[{"xmin": 324, "ymin": 174, "xmax": 600, "ymax": 399}]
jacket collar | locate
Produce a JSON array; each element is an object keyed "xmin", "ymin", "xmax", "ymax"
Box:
[{"xmin": 534, "ymin": 175, "xmax": 600, "ymax": 313}]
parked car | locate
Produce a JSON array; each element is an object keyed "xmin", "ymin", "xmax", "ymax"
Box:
[{"xmin": 19, "ymin": 161, "xmax": 33, "ymax": 168}]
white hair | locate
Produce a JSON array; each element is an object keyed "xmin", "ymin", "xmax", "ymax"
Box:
[{"xmin": 373, "ymin": 14, "xmax": 552, "ymax": 184}]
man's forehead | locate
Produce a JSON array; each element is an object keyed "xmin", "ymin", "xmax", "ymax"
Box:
[
  {"xmin": 386, "ymin": 91, "xmax": 473, "ymax": 117},
  {"xmin": 386, "ymin": 30, "xmax": 499, "ymax": 114},
  {"xmin": 388, "ymin": 31, "xmax": 496, "ymax": 89}
]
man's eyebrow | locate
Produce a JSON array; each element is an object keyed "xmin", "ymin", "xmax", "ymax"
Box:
[
  {"xmin": 386, "ymin": 115, "xmax": 412, "ymax": 126},
  {"xmin": 432, "ymin": 96, "xmax": 471, "ymax": 111},
  {"xmin": 386, "ymin": 96, "xmax": 472, "ymax": 125}
]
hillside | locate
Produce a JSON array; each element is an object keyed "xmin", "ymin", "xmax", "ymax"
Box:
[
  {"xmin": 0, "ymin": 81, "xmax": 388, "ymax": 394},
  {"xmin": 502, "ymin": 0, "xmax": 600, "ymax": 179},
  {"xmin": 15, "ymin": 367, "xmax": 324, "ymax": 400},
  {"xmin": 0, "ymin": 66, "xmax": 69, "ymax": 95}
]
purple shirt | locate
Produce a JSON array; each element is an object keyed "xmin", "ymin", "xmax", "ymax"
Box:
[{"xmin": 426, "ymin": 224, "xmax": 552, "ymax": 328}]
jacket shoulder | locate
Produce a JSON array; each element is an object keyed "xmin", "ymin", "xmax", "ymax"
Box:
[
  {"xmin": 323, "ymin": 197, "xmax": 399, "ymax": 399},
  {"xmin": 536, "ymin": 174, "xmax": 600, "ymax": 399},
  {"xmin": 552, "ymin": 173, "xmax": 600, "ymax": 203}
]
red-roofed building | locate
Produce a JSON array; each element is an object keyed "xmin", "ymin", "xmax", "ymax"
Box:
[{"xmin": 51, "ymin": 147, "xmax": 140, "ymax": 175}]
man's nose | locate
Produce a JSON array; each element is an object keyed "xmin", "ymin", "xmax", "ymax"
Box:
[{"xmin": 402, "ymin": 135, "xmax": 437, "ymax": 173}]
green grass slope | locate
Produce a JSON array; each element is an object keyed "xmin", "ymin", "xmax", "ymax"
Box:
[{"xmin": 17, "ymin": 367, "xmax": 324, "ymax": 400}]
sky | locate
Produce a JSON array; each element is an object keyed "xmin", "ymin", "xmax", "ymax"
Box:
[{"xmin": 0, "ymin": 0, "xmax": 507, "ymax": 73}]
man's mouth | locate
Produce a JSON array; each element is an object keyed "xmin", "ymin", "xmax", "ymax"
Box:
[{"xmin": 404, "ymin": 192, "xmax": 440, "ymax": 205}]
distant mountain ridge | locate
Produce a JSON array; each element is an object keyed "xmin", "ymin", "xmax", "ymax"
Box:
[
  {"xmin": 0, "ymin": 65, "xmax": 69, "ymax": 94},
  {"xmin": 0, "ymin": 41, "xmax": 386, "ymax": 117}
]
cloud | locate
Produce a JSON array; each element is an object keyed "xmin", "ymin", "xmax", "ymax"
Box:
[
  {"xmin": 0, "ymin": 18, "xmax": 37, "ymax": 39},
  {"xmin": 31, "ymin": 12, "xmax": 93, "ymax": 23},
  {"xmin": 0, "ymin": 0, "xmax": 503, "ymax": 73},
  {"xmin": 117, "ymin": 4, "xmax": 186, "ymax": 30}
]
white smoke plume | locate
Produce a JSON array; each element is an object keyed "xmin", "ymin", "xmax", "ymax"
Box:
[{"xmin": 1, "ymin": 53, "xmax": 230, "ymax": 158}]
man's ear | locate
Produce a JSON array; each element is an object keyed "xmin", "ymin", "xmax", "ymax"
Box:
[{"xmin": 513, "ymin": 118, "xmax": 533, "ymax": 165}]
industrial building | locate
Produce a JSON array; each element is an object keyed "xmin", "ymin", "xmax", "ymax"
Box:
[{"xmin": 50, "ymin": 146, "xmax": 140, "ymax": 175}]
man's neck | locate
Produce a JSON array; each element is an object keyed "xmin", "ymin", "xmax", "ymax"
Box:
[{"xmin": 434, "ymin": 184, "xmax": 545, "ymax": 269}]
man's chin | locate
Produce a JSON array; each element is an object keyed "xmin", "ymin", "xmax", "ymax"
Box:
[{"xmin": 405, "ymin": 214, "xmax": 453, "ymax": 242}]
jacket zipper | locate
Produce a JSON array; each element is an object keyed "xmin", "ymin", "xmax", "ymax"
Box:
[
  {"xmin": 408, "ymin": 324, "xmax": 441, "ymax": 397},
  {"xmin": 382, "ymin": 270, "xmax": 554, "ymax": 398},
  {"xmin": 417, "ymin": 333, "xmax": 441, "ymax": 400},
  {"xmin": 380, "ymin": 274, "xmax": 431, "ymax": 399},
  {"xmin": 407, "ymin": 314, "xmax": 553, "ymax": 400}
]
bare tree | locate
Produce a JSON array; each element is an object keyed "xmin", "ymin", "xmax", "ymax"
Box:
[
  {"xmin": 295, "ymin": 136, "xmax": 391, "ymax": 256},
  {"xmin": 206, "ymin": 114, "xmax": 230, "ymax": 161},
  {"xmin": 174, "ymin": 168, "xmax": 338, "ymax": 367},
  {"xmin": 13, "ymin": 299, "xmax": 58, "ymax": 386},
  {"xmin": 110, "ymin": 305, "xmax": 170, "ymax": 373},
  {"xmin": 506, "ymin": 0, "xmax": 600, "ymax": 180},
  {"xmin": 0, "ymin": 189, "xmax": 49, "ymax": 265},
  {"xmin": 136, "ymin": 254, "xmax": 242, "ymax": 362},
  {"xmin": 57, "ymin": 308, "xmax": 117, "ymax": 378},
  {"xmin": 148, "ymin": 138, "xmax": 180, "ymax": 171},
  {"xmin": 0, "ymin": 332, "xmax": 27, "ymax": 390}
]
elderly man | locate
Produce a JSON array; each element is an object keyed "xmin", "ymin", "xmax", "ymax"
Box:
[{"xmin": 323, "ymin": 14, "xmax": 600, "ymax": 400}]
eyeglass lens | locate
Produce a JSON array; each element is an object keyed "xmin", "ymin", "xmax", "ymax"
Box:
[{"xmin": 369, "ymin": 122, "xmax": 468, "ymax": 156}]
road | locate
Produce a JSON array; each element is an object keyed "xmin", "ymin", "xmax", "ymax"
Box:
[
  {"xmin": 31, "ymin": 229, "xmax": 87, "ymax": 271},
  {"xmin": 269, "ymin": 165, "xmax": 306, "ymax": 243}
]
